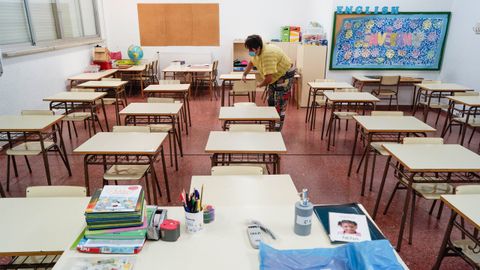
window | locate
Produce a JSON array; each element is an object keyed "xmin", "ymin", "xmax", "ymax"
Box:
[{"xmin": 0, "ymin": 0, "xmax": 99, "ymax": 47}]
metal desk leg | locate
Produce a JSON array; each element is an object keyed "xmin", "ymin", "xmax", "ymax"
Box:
[
  {"xmin": 148, "ymin": 156, "xmax": 160, "ymax": 205},
  {"xmin": 348, "ymin": 123, "xmax": 360, "ymax": 177},
  {"xmin": 460, "ymin": 108, "xmax": 473, "ymax": 145},
  {"xmin": 56, "ymin": 124, "xmax": 72, "ymax": 176},
  {"xmin": 432, "ymin": 210, "xmax": 457, "ymax": 270},
  {"xmin": 38, "ymin": 133, "xmax": 52, "ymax": 186},
  {"xmin": 84, "ymin": 155, "xmax": 91, "ymax": 196},
  {"xmin": 396, "ymin": 172, "xmax": 417, "ymax": 251},
  {"xmin": 361, "ymin": 134, "xmax": 373, "ymax": 196},
  {"xmin": 160, "ymin": 147, "xmax": 171, "ymax": 202},
  {"xmin": 100, "ymin": 99, "xmax": 110, "ymax": 130},
  {"xmin": 326, "ymin": 102, "xmax": 336, "ymax": 151},
  {"xmin": 372, "ymin": 155, "xmax": 392, "ymax": 219}
]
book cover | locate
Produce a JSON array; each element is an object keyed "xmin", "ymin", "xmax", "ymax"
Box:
[
  {"xmin": 77, "ymin": 238, "xmax": 145, "ymax": 254},
  {"xmin": 328, "ymin": 212, "xmax": 371, "ymax": 243},
  {"xmin": 87, "ymin": 185, "xmax": 143, "ymax": 213},
  {"xmin": 65, "ymin": 256, "xmax": 135, "ymax": 270}
]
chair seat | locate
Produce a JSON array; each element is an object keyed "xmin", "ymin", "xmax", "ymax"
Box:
[
  {"xmin": 452, "ymin": 239, "xmax": 480, "ymax": 266},
  {"xmin": 370, "ymin": 142, "xmax": 399, "ymax": 156},
  {"xmin": 400, "ymin": 177, "xmax": 454, "ymax": 199},
  {"xmin": 229, "ymin": 90, "xmax": 250, "ymax": 96},
  {"xmin": 149, "ymin": 124, "xmax": 172, "ymax": 132},
  {"xmin": 211, "ymin": 164, "xmax": 267, "ymax": 175},
  {"xmin": 373, "ymin": 89, "xmax": 397, "ymax": 96},
  {"xmin": 102, "ymin": 98, "xmax": 118, "ymax": 105},
  {"xmin": 419, "ymin": 101, "xmax": 449, "ymax": 109},
  {"xmin": 63, "ymin": 112, "xmax": 92, "ymax": 121},
  {"xmin": 7, "ymin": 141, "xmax": 55, "ymax": 156},
  {"xmin": 333, "ymin": 111, "xmax": 358, "ymax": 119},
  {"xmin": 104, "ymin": 165, "xmax": 149, "ymax": 181},
  {"xmin": 452, "ymin": 117, "xmax": 480, "ymax": 127}
]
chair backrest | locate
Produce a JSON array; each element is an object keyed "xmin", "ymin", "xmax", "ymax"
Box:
[
  {"xmin": 26, "ymin": 186, "xmax": 87, "ymax": 197},
  {"xmin": 158, "ymin": 80, "xmax": 180, "ymax": 85},
  {"xmin": 335, "ymin": 88, "xmax": 359, "ymax": 92},
  {"xmin": 371, "ymin": 111, "xmax": 404, "ymax": 116},
  {"xmin": 147, "ymin": 97, "xmax": 175, "ymax": 103},
  {"xmin": 211, "ymin": 166, "xmax": 264, "ymax": 176},
  {"xmin": 454, "ymin": 91, "xmax": 479, "ymax": 96},
  {"xmin": 422, "ymin": 80, "xmax": 442, "ymax": 84},
  {"xmin": 403, "ymin": 137, "xmax": 444, "ymax": 144},
  {"xmin": 112, "ymin": 125, "xmax": 151, "ymax": 133},
  {"xmin": 455, "ymin": 185, "xmax": 480, "ymax": 194},
  {"xmin": 380, "ymin": 76, "xmax": 400, "ymax": 86},
  {"xmin": 233, "ymin": 81, "xmax": 256, "ymax": 93},
  {"xmin": 315, "ymin": 79, "xmax": 335, "ymax": 82},
  {"xmin": 229, "ymin": 124, "xmax": 266, "ymax": 132},
  {"xmin": 71, "ymin": 87, "xmax": 94, "ymax": 92},
  {"xmin": 101, "ymin": 77, "xmax": 121, "ymax": 81},
  {"xmin": 234, "ymin": 102, "xmax": 257, "ymax": 107},
  {"xmin": 21, "ymin": 110, "xmax": 54, "ymax": 116}
]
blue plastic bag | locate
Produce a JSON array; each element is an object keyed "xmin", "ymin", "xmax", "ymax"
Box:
[{"xmin": 259, "ymin": 240, "xmax": 404, "ymax": 270}]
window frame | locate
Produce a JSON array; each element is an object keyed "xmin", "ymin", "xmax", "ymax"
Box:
[{"xmin": 1, "ymin": 0, "xmax": 102, "ymax": 57}]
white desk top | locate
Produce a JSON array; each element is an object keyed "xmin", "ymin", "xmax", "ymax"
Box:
[
  {"xmin": 190, "ymin": 175, "xmax": 297, "ymax": 206},
  {"xmin": 447, "ymin": 95, "xmax": 480, "ymax": 106},
  {"xmin": 354, "ymin": 116, "xmax": 436, "ymax": 133},
  {"xmin": 0, "ymin": 197, "xmax": 89, "ymax": 256},
  {"xmin": 74, "ymin": 132, "xmax": 167, "ymax": 155},
  {"xmin": 143, "ymin": 84, "xmax": 190, "ymax": 92},
  {"xmin": 441, "ymin": 194, "xmax": 480, "ymax": 230},
  {"xmin": 383, "ymin": 144, "xmax": 480, "ymax": 172},
  {"xmin": 219, "ymin": 106, "xmax": 280, "ymax": 121},
  {"xmin": 163, "ymin": 64, "xmax": 213, "ymax": 73},
  {"xmin": 68, "ymin": 70, "xmax": 117, "ymax": 81},
  {"xmin": 205, "ymin": 131, "xmax": 287, "ymax": 154},
  {"xmin": 116, "ymin": 65, "xmax": 146, "ymax": 72},
  {"xmin": 353, "ymin": 75, "xmax": 423, "ymax": 83},
  {"xmin": 120, "ymin": 103, "xmax": 183, "ymax": 116},
  {"xmin": 43, "ymin": 92, "xmax": 107, "ymax": 102},
  {"xmin": 308, "ymin": 82, "xmax": 353, "ymax": 89},
  {"xmin": 77, "ymin": 80, "xmax": 128, "ymax": 88},
  {"xmin": 0, "ymin": 115, "xmax": 64, "ymax": 132},
  {"xmin": 324, "ymin": 92, "xmax": 380, "ymax": 102},
  {"xmin": 414, "ymin": 83, "xmax": 473, "ymax": 92},
  {"xmin": 219, "ymin": 73, "xmax": 256, "ymax": 80}
]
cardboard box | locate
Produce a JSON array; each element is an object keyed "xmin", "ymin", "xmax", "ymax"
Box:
[
  {"xmin": 93, "ymin": 47, "xmax": 110, "ymax": 62},
  {"xmin": 281, "ymin": 26, "xmax": 290, "ymax": 42},
  {"xmin": 289, "ymin": 26, "xmax": 301, "ymax": 43}
]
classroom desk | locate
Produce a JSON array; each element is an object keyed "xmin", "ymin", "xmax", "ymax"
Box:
[
  {"xmin": 442, "ymin": 95, "xmax": 480, "ymax": 145},
  {"xmin": 219, "ymin": 73, "xmax": 256, "ymax": 106},
  {"xmin": 323, "ymin": 92, "xmax": 380, "ymax": 150},
  {"xmin": 143, "ymin": 84, "xmax": 191, "ymax": 133},
  {"xmin": 219, "ymin": 106, "xmax": 280, "ymax": 131},
  {"xmin": 115, "ymin": 65, "xmax": 148, "ymax": 97},
  {"xmin": 352, "ymin": 75, "xmax": 423, "ymax": 107},
  {"xmin": 162, "ymin": 64, "xmax": 213, "ymax": 92},
  {"xmin": 68, "ymin": 69, "xmax": 117, "ymax": 87},
  {"xmin": 43, "ymin": 92, "xmax": 109, "ymax": 134},
  {"xmin": 119, "ymin": 102, "xmax": 184, "ymax": 170},
  {"xmin": 433, "ymin": 194, "xmax": 480, "ymax": 269},
  {"xmin": 413, "ymin": 83, "xmax": 474, "ymax": 122},
  {"xmin": 0, "ymin": 115, "xmax": 71, "ymax": 196},
  {"xmin": 77, "ymin": 80, "xmax": 129, "ymax": 125},
  {"xmin": 305, "ymin": 81, "xmax": 354, "ymax": 131},
  {"xmin": 73, "ymin": 132, "xmax": 170, "ymax": 202},
  {"xmin": 189, "ymin": 174, "xmax": 298, "ymax": 206},
  {"xmin": 205, "ymin": 131, "xmax": 287, "ymax": 174},
  {"xmin": 373, "ymin": 144, "xmax": 480, "ymax": 251},
  {"xmin": 348, "ymin": 116, "xmax": 436, "ymax": 196}
]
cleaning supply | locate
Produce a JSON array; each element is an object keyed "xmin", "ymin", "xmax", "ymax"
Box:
[{"xmin": 294, "ymin": 188, "xmax": 313, "ymax": 236}]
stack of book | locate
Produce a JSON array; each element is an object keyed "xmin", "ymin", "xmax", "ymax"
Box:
[{"xmin": 76, "ymin": 185, "xmax": 152, "ymax": 254}]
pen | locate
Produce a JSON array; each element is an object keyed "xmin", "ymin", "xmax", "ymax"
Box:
[{"xmin": 200, "ymin": 184, "xmax": 204, "ymax": 211}]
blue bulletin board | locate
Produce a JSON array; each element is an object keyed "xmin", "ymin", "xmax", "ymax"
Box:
[{"xmin": 330, "ymin": 12, "xmax": 451, "ymax": 70}]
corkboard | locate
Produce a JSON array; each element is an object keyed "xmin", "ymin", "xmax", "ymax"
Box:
[{"xmin": 137, "ymin": 3, "xmax": 219, "ymax": 46}]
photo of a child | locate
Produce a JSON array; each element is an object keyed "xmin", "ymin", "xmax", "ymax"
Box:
[{"xmin": 337, "ymin": 220, "xmax": 361, "ymax": 236}]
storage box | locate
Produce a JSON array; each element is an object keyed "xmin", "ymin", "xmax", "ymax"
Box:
[
  {"xmin": 93, "ymin": 47, "xmax": 110, "ymax": 62},
  {"xmin": 281, "ymin": 26, "xmax": 290, "ymax": 42},
  {"xmin": 290, "ymin": 26, "xmax": 301, "ymax": 43}
]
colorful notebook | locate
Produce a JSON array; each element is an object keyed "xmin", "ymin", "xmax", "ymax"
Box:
[{"xmin": 89, "ymin": 185, "xmax": 143, "ymax": 213}]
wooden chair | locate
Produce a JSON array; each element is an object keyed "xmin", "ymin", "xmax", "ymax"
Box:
[
  {"xmin": 100, "ymin": 78, "xmax": 128, "ymax": 108},
  {"xmin": 63, "ymin": 88, "xmax": 104, "ymax": 139},
  {"xmin": 195, "ymin": 60, "xmax": 218, "ymax": 100},
  {"xmin": 371, "ymin": 76, "xmax": 400, "ymax": 111},
  {"xmin": 330, "ymin": 88, "xmax": 360, "ymax": 146},
  {"xmin": 229, "ymin": 81, "xmax": 256, "ymax": 106},
  {"xmin": 416, "ymin": 80, "xmax": 448, "ymax": 125},
  {"xmin": 446, "ymin": 92, "xmax": 480, "ymax": 143},
  {"xmin": 211, "ymin": 165, "xmax": 264, "ymax": 176},
  {"xmin": 6, "ymin": 110, "xmax": 68, "ymax": 192},
  {"xmin": 305, "ymin": 79, "xmax": 335, "ymax": 131},
  {"xmin": 229, "ymin": 124, "xmax": 266, "ymax": 132},
  {"xmin": 103, "ymin": 126, "xmax": 155, "ymax": 203},
  {"xmin": 146, "ymin": 97, "xmax": 181, "ymax": 170},
  {"xmin": 26, "ymin": 186, "xmax": 86, "ymax": 197},
  {"xmin": 383, "ymin": 137, "xmax": 452, "ymax": 245}
]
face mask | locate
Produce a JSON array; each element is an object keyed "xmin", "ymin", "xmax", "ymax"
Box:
[{"xmin": 248, "ymin": 51, "xmax": 256, "ymax": 57}]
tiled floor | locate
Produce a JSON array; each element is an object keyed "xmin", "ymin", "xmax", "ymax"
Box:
[{"xmin": 1, "ymin": 89, "xmax": 478, "ymax": 269}]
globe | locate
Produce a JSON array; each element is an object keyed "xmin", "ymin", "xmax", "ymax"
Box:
[{"xmin": 127, "ymin": 45, "xmax": 144, "ymax": 62}]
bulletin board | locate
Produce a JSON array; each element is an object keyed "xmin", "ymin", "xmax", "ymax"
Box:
[
  {"xmin": 137, "ymin": 3, "xmax": 219, "ymax": 46},
  {"xmin": 330, "ymin": 12, "xmax": 451, "ymax": 70}
]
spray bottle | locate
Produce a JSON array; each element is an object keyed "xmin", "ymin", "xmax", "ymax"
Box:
[{"xmin": 294, "ymin": 188, "xmax": 313, "ymax": 236}]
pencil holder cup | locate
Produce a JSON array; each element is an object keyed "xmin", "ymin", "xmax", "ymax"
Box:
[{"xmin": 185, "ymin": 210, "xmax": 204, "ymax": 234}]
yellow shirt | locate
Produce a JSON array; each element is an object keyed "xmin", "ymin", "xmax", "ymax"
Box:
[{"xmin": 251, "ymin": 44, "xmax": 292, "ymax": 83}]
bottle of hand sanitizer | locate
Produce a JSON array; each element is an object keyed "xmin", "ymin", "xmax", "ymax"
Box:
[{"xmin": 294, "ymin": 188, "xmax": 313, "ymax": 236}]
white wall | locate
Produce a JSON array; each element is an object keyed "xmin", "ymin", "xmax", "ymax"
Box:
[{"xmin": 441, "ymin": 0, "xmax": 480, "ymax": 90}]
